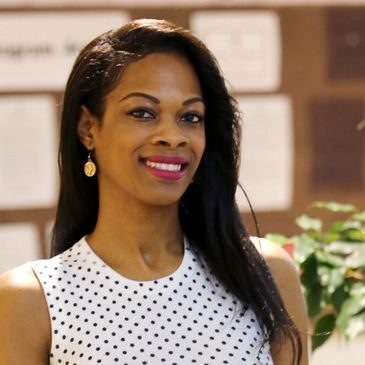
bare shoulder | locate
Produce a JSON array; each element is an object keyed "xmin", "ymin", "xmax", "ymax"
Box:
[
  {"xmin": 0, "ymin": 262, "xmax": 41, "ymax": 291},
  {"xmin": 250, "ymin": 236, "xmax": 298, "ymax": 278},
  {"xmin": 250, "ymin": 236, "xmax": 309, "ymax": 365},
  {"xmin": 249, "ymin": 236, "xmax": 302, "ymax": 306},
  {"xmin": 250, "ymin": 236, "xmax": 293, "ymax": 263},
  {"xmin": 0, "ymin": 263, "xmax": 50, "ymax": 364}
]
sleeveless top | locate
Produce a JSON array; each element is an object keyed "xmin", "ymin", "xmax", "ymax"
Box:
[{"xmin": 31, "ymin": 236, "xmax": 273, "ymax": 365}]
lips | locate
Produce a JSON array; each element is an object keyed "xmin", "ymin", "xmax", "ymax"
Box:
[{"xmin": 140, "ymin": 155, "xmax": 189, "ymax": 181}]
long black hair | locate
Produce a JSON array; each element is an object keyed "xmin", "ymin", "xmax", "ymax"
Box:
[{"xmin": 52, "ymin": 18, "xmax": 302, "ymax": 363}]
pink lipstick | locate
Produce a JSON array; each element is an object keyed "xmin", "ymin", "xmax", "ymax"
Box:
[{"xmin": 141, "ymin": 155, "xmax": 189, "ymax": 181}]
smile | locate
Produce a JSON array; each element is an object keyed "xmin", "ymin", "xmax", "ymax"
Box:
[
  {"xmin": 145, "ymin": 160, "xmax": 182, "ymax": 172},
  {"xmin": 141, "ymin": 156, "xmax": 189, "ymax": 181}
]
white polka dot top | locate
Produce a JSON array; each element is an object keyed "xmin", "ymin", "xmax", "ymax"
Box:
[{"xmin": 32, "ymin": 236, "xmax": 273, "ymax": 365}]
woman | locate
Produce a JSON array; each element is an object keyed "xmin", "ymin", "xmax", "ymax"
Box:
[{"xmin": 0, "ymin": 19, "xmax": 308, "ymax": 364}]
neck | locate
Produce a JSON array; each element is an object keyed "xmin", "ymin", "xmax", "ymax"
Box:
[{"xmin": 87, "ymin": 187, "xmax": 183, "ymax": 260}]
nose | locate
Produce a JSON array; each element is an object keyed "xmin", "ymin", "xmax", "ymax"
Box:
[{"xmin": 151, "ymin": 117, "xmax": 188, "ymax": 149}]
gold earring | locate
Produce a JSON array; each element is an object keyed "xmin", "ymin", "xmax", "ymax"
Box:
[{"xmin": 84, "ymin": 151, "xmax": 96, "ymax": 177}]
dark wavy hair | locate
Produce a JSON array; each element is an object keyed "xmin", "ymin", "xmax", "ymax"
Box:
[{"xmin": 52, "ymin": 18, "xmax": 302, "ymax": 363}]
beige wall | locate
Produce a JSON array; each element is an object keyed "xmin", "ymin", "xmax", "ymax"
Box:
[{"xmin": 312, "ymin": 333, "xmax": 365, "ymax": 365}]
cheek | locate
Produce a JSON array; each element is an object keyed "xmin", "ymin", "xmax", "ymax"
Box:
[
  {"xmin": 193, "ymin": 131, "xmax": 206, "ymax": 160},
  {"xmin": 94, "ymin": 133, "xmax": 127, "ymax": 169}
]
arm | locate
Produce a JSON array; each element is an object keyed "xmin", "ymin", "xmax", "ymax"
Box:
[
  {"xmin": 0, "ymin": 264, "xmax": 50, "ymax": 365},
  {"xmin": 251, "ymin": 237, "xmax": 309, "ymax": 365}
]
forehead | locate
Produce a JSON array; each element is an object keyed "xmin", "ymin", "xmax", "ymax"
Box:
[{"xmin": 109, "ymin": 52, "xmax": 202, "ymax": 98}]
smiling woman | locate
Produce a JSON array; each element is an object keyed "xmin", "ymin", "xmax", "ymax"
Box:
[
  {"xmin": 0, "ymin": 19, "xmax": 308, "ymax": 365},
  {"xmin": 77, "ymin": 51, "xmax": 206, "ymax": 208}
]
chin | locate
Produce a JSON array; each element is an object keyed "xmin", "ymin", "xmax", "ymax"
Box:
[{"xmin": 139, "ymin": 189, "xmax": 186, "ymax": 207}]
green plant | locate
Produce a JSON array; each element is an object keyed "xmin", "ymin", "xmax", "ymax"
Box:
[{"xmin": 266, "ymin": 202, "xmax": 365, "ymax": 351}]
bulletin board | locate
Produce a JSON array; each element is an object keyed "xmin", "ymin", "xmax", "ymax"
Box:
[{"xmin": 0, "ymin": 3, "xmax": 364, "ymax": 268}]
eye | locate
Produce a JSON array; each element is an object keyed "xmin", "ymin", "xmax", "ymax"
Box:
[
  {"xmin": 181, "ymin": 112, "xmax": 204, "ymax": 124},
  {"xmin": 128, "ymin": 108, "xmax": 155, "ymax": 120}
]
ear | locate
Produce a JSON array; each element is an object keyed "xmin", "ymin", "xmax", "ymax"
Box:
[{"xmin": 77, "ymin": 105, "xmax": 99, "ymax": 150}]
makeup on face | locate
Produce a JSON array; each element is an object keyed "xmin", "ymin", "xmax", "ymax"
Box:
[{"xmin": 140, "ymin": 155, "xmax": 189, "ymax": 181}]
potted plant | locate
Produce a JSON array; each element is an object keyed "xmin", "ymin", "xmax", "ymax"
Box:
[{"xmin": 266, "ymin": 202, "xmax": 365, "ymax": 351}]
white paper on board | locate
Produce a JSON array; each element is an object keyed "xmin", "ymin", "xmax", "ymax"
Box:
[
  {"xmin": 235, "ymin": 95, "xmax": 294, "ymax": 212},
  {"xmin": 0, "ymin": 223, "xmax": 40, "ymax": 274},
  {"xmin": 0, "ymin": 11, "xmax": 129, "ymax": 91},
  {"xmin": 190, "ymin": 11, "xmax": 281, "ymax": 92},
  {"xmin": 0, "ymin": 95, "xmax": 58, "ymax": 209}
]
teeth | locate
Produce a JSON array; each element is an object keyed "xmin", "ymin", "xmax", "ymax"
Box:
[{"xmin": 145, "ymin": 160, "xmax": 182, "ymax": 171}]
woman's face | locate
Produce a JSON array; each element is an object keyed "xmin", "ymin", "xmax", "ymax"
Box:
[{"xmin": 86, "ymin": 52, "xmax": 206, "ymax": 207}]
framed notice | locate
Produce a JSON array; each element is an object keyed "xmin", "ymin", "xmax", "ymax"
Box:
[
  {"xmin": 190, "ymin": 11, "xmax": 281, "ymax": 92},
  {"xmin": 0, "ymin": 11, "xmax": 129, "ymax": 91},
  {"xmin": 0, "ymin": 95, "xmax": 58, "ymax": 209},
  {"xmin": 235, "ymin": 95, "xmax": 294, "ymax": 212}
]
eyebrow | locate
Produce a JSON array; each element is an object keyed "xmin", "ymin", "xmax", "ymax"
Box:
[{"xmin": 119, "ymin": 92, "xmax": 204, "ymax": 106}]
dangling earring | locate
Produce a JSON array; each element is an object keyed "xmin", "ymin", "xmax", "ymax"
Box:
[{"xmin": 84, "ymin": 151, "xmax": 96, "ymax": 177}]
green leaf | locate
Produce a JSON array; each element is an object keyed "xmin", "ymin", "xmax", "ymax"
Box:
[
  {"xmin": 264, "ymin": 233, "xmax": 288, "ymax": 245},
  {"xmin": 331, "ymin": 284, "xmax": 350, "ymax": 313},
  {"xmin": 306, "ymin": 230, "xmax": 323, "ymax": 241},
  {"xmin": 326, "ymin": 241, "xmax": 353, "ymax": 256},
  {"xmin": 306, "ymin": 283, "xmax": 323, "ymax": 318},
  {"xmin": 330, "ymin": 221, "xmax": 347, "ymax": 233},
  {"xmin": 318, "ymin": 266, "xmax": 331, "ymax": 286},
  {"xmin": 322, "ymin": 231, "xmax": 341, "ymax": 243},
  {"xmin": 315, "ymin": 250, "xmax": 345, "ymax": 267},
  {"xmin": 341, "ymin": 220, "xmax": 362, "ymax": 231},
  {"xmin": 301, "ymin": 253, "xmax": 319, "ymax": 287},
  {"xmin": 293, "ymin": 234, "xmax": 320, "ymax": 264},
  {"xmin": 296, "ymin": 214, "xmax": 322, "ymax": 232},
  {"xmin": 312, "ymin": 201, "xmax": 357, "ymax": 213},
  {"xmin": 337, "ymin": 295, "xmax": 365, "ymax": 335},
  {"xmin": 350, "ymin": 283, "xmax": 365, "ymax": 297},
  {"xmin": 344, "ymin": 312, "xmax": 365, "ymax": 340},
  {"xmin": 342, "ymin": 229, "xmax": 365, "ymax": 242},
  {"xmin": 327, "ymin": 268, "xmax": 346, "ymax": 294},
  {"xmin": 352, "ymin": 211, "xmax": 365, "ymax": 222},
  {"xmin": 319, "ymin": 266, "xmax": 345, "ymax": 291},
  {"xmin": 312, "ymin": 313, "xmax": 336, "ymax": 351},
  {"xmin": 327, "ymin": 242, "xmax": 365, "ymax": 268},
  {"xmin": 344, "ymin": 249, "xmax": 365, "ymax": 268}
]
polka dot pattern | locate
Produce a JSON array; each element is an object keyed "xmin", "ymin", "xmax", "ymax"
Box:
[{"xmin": 32, "ymin": 237, "xmax": 273, "ymax": 364}]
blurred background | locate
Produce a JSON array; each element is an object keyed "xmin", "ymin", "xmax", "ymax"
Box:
[{"xmin": 0, "ymin": 0, "xmax": 364, "ymax": 363}]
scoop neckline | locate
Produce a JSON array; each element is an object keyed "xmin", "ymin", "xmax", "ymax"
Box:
[{"xmin": 78, "ymin": 235, "xmax": 190, "ymax": 288}]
